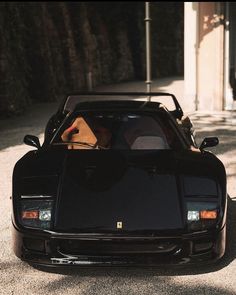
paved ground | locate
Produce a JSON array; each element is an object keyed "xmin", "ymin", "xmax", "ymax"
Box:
[
  {"xmin": 1, "ymin": 79, "xmax": 236, "ymax": 294},
  {"xmin": 96, "ymin": 76, "xmax": 189, "ymax": 111}
]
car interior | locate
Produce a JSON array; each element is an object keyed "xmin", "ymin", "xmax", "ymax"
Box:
[{"xmin": 56, "ymin": 113, "xmax": 178, "ymax": 150}]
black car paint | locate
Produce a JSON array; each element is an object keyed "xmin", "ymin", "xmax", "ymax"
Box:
[
  {"xmin": 12, "ymin": 93, "xmax": 227, "ymax": 267},
  {"xmin": 12, "ymin": 149, "xmax": 226, "ymax": 264}
]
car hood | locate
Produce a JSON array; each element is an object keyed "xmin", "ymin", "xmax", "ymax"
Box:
[{"xmin": 14, "ymin": 149, "xmax": 226, "ymax": 233}]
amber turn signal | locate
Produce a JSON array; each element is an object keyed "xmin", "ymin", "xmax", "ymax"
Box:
[
  {"xmin": 200, "ymin": 210, "xmax": 217, "ymax": 219},
  {"xmin": 22, "ymin": 210, "xmax": 39, "ymax": 219}
]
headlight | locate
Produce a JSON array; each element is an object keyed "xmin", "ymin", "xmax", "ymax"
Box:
[
  {"xmin": 39, "ymin": 210, "xmax": 51, "ymax": 221},
  {"xmin": 187, "ymin": 202, "xmax": 219, "ymax": 231},
  {"xmin": 19, "ymin": 198, "xmax": 54, "ymax": 230}
]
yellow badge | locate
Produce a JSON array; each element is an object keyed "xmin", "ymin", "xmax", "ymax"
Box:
[{"xmin": 117, "ymin": 221, "xmax": 123, "ymax": 229}]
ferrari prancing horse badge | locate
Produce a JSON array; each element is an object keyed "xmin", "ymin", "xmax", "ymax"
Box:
[{"xmin": 117, "ymin": 221, "xmax": 123, "ymax": 229}]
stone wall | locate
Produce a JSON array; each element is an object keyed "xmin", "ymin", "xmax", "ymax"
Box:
[{"xmin": 0, "ymin": 2, "xmax": 183, "ymax": 117}]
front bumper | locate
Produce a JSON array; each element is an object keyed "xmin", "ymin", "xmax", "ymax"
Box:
[{"xmin": 12, "ymin": 225, "xmax": 226, "ymax": 267}]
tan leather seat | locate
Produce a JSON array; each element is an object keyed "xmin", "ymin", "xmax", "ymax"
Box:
[
  {"xmin": 61, "ymin": 117, "xmax": 97, "ymax": 149},
  {"xmin": 130, "ymin": 136, "xmax": 168, "ymax": 150}
]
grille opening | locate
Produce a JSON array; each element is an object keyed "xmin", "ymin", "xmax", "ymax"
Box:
[{"xmin": 58, "ymin": 239, "xmax": 179, "ymax": 255}]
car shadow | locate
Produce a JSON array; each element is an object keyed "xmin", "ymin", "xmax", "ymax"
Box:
[{"xmin": 44, "ymin": 278, "xmax": 236, "ymax": 295}]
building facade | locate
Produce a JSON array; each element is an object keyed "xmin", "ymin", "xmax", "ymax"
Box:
[{"xmin": 184, "ymin": 2, "xmax": 234, "ymax": 112}]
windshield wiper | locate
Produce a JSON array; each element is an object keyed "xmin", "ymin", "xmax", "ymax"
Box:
[
  {"xmin": 52, "ymin": 141, "xmax": 110, "ymax": 150},
  {"xmin": 52, "ymin": 141, "xmax": 97, "ymax": 149}
]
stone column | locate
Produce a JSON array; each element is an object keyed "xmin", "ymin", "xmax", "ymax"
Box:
[
  {"xmin": 184, "ymin": 2, "xmax": 199, "ymax": 112},
  {"xmin": 197, "ymin": 2, "xmax": 224, "ymax": 111}
]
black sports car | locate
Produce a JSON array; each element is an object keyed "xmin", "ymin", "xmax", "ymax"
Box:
[{"xmin": 12, "ymin": 92, "xmax": 227, "ymax": 267}]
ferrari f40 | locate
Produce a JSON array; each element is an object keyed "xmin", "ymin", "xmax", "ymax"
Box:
[{"xmin": 12, "ymin": 92, "xmax": 227, "ymax": 267}]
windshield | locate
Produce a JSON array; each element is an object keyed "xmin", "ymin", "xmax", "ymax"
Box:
[{"xmin": 51, "ymin": 111, "xmax": 185, "ymax": 150}]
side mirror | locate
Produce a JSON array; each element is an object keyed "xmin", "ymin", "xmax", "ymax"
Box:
[
  {"xmin": 24, "ymin": 135, "xmax": 41, "ymax": 149},
  {"xmin": 200, "ymin": 137, "xmax": 219, "ymax": 150}
]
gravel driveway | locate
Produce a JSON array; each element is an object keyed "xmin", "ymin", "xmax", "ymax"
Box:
[{"xmin": 1, "ymin": 102, "xmax": 236, "ymax": 295}]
